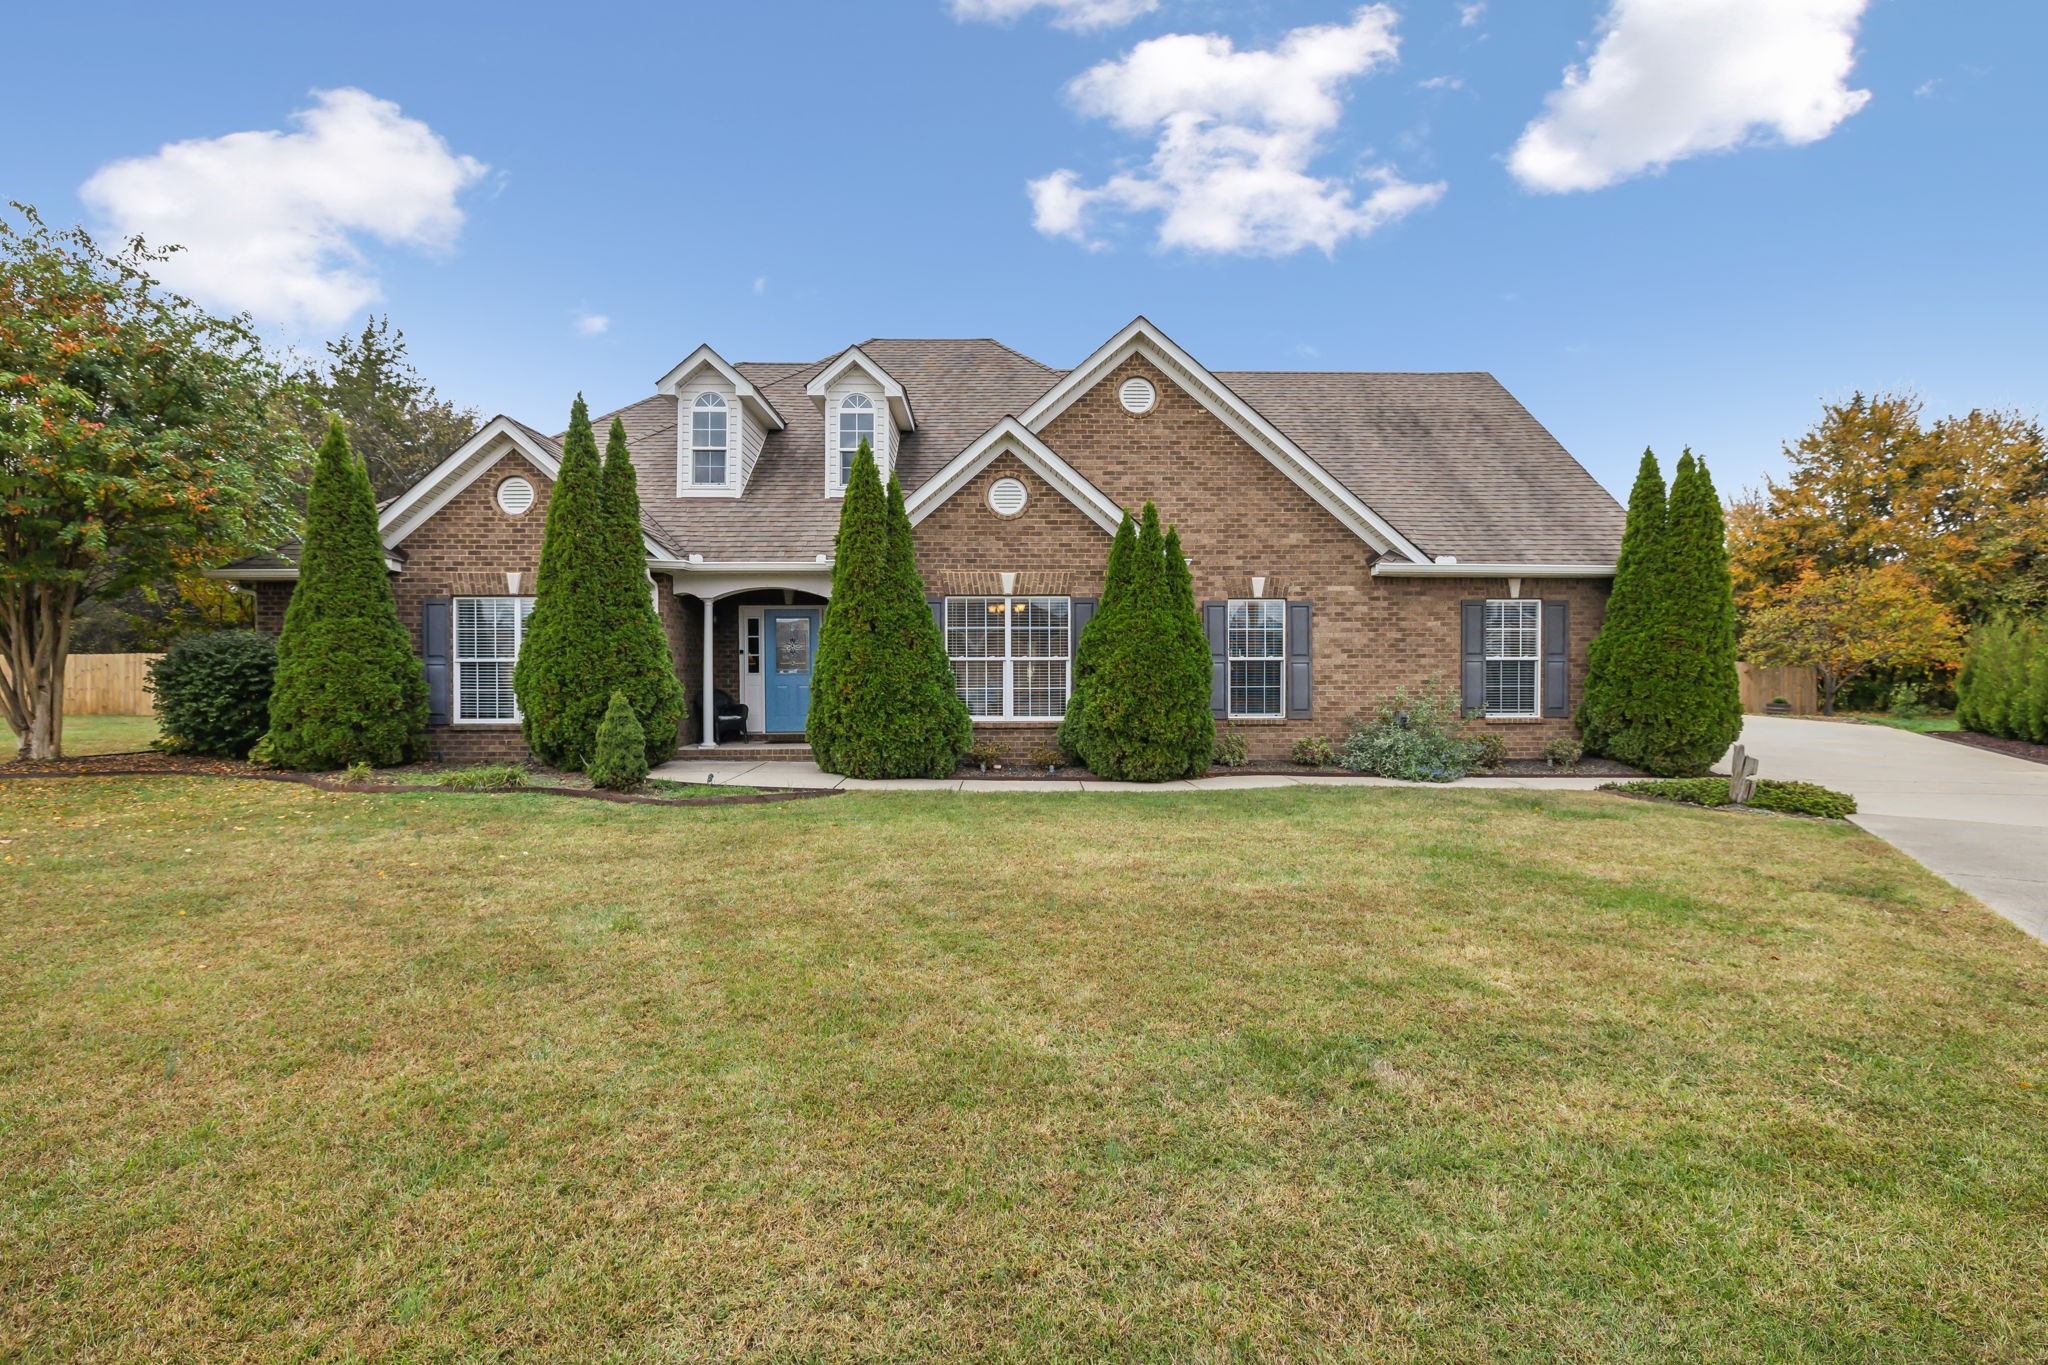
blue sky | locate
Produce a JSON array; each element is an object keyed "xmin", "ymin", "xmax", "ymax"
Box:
[{"xmin": 4, "ymin": 0, "xmax": 2042, "ymax": 502}]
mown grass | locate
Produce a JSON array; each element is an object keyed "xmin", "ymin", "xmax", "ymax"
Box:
[
  {"xmin": 2, "ymin": 713, "xmax": 158, "ymax": 757},
  {"xmin": 3, "ymin": 778, "xmax": 2044, "ymax": 1361},
  {"xmin": 1842, "ymin": 710, "xmax": 1962, "ymax": 734}
]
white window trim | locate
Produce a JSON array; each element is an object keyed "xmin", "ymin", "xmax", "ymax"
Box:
[
  {"xmin": 1483, "ymin": 598, "xmax": 1542, "ymax": 719},
  {"xmin": 676, "ymin": 387, "xmax": 742, "ymax": 499},
  {"xmin": 1226, "ymin": 598, "xmax": 1287, "ymax": 721},
  {"xmin": 688, "ymin": 393, "xmax": 731, "ymax": 491},
  {"xmin": 830, "ymin": 393, "xmax": 879, "ymax": 497},
  {"xmin": 945, "ymin": 595, "xmax": 1073, "ymax": 722},
  {"xmin": 452, "ymin": 596, "xmax": 535, "ymax": 724}
]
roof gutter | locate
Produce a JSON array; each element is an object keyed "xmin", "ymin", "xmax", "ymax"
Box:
[{"xmin": 1371, "ymin": 561, "xmax": 1616, "ymax": 578}]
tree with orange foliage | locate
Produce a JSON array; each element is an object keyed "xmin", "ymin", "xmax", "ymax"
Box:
[
  {"xmin": 1727, "ymin": 392, "xmax": 2048, "ymax": 623},
  {"xmin": 1741, "ymin": 565, "xmax": 1967, "ymax": 715},
  {"xmin": 0, "ymin": 204, "xmax": 299, "ymax": 758}
]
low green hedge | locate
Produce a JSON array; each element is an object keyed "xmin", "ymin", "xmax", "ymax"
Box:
[{"xmin": 1600, "ymin": 777, "xmax": 1858, "ymax": 820}]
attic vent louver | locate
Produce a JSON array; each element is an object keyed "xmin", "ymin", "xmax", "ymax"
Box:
[
  {"xmin": 988, "ymin": 477, "xmax": 1028, "ymax": 517},
  {"xmin": 496, "ymin": 475, "xmax": 536, "ymax": 516},
  {"xmin": 1119, "ymin": 376, "xmax": 1157, "ymax": 415}
]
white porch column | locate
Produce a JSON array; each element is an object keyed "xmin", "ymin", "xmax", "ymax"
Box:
[{"xmin": 700, "ymin": 597, "xmax": 716, "ymax": 747}]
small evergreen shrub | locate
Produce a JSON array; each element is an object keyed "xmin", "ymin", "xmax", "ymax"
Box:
[
  {"xmin": 1886, "ymin": 682, "xmax": 1930, "ymax": 719},
  {"xmin": 439, "ymin": 763, "xmax": 529, "ymax": 791},
  {"xmin": 1212, "ymin": 727, "xmax": 1250, "ymax": 768},
  {"xmin": 587, "ymin": 690, "xmax": 649, "ymax": 791},
  {"xmin": 147, "ymin": 629, "xmax": 277, "ymax": 758},
  {"xmin": 1539, "ymin": 736, "xmax": 1584, "ymax": 769},
  {"xmin": 247, "ymin": 733, "xmax": 278, "ymax": 767},
  {"xmin": 1025, "ymin": 741, "xmax": 1067, "ymax": 770},
  {"xmin": 962, "ymin": 737, "xmax": 1003, "ymax": 769},
  {"xmin": 1289, "ymin": 735, "xmax": 1337, "ymax": 767},
  {"xmin": 1956, "ymin": 616, "xmax": 2045, "ymax": 743},
  {"xmin": 342, "ymin": 760, "xmax": 374, "ymax": 784},
  {"xmin": 1600, "ymin": 777, "xmax": 1857, "ymax": 819},
  {"xmin": 1339, "ymin": 682, "xmax": 1481, "ymax": 782},
  {"xmin": 1470, "ymin": 732, "xmax": 1509, "ymax": 771}
]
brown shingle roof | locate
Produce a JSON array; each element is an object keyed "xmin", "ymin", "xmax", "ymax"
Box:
[{"xmin": 1216, "ymin": 370, "xmax": 1625, "ymax": 562}]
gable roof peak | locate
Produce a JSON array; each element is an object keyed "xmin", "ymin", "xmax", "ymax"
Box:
[
  {"xmin": 655, "ymin": 343, "xmax": 787, "ymax": 430},
  {"xmin": 803, "ymin": 343, "xmax": 916, "ymax": 430}
]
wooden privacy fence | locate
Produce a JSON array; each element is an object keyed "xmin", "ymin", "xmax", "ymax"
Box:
[
  {"xmin": 1737, "ymin": 662, "xmax": 1817, "ymax": 716},
  {"xmin": 16, "ymin": 653, "xmax": 163, "ymax": 716}
]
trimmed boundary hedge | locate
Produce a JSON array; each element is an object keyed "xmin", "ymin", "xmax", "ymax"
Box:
[{"xmin": 1600, "ymin": 777, "xmax": 1858, "ymax": 820}]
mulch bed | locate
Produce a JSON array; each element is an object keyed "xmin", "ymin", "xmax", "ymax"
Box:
[
  {"xmin": 1932, "ymin": 730, "xmax": 2048, "ymax": 767},
  {"xmin": 0, "ymin": 751, "xmax": 835, "ymax": 809},
  {"xmin": 955, "ymin": 757, "xmax": 1644, "ymax": 781}
]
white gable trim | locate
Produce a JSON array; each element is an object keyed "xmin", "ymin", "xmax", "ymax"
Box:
[
  {"xmin": 804, "ymin": 345, "xmax": 915, "ymax": 430},
  {"xmin": 1371, "ymin": 561, "xmax": 1616, "ymax": 578},
  {"xmin": 656, "ymin": 344, "xmax": 786, "ymax": 430},
  {"xmin": 905, "ymin": 417, "xmax": 1123, "ymax": 536},
  {"xmin": 379, "ymin": 418, "xmax": 562, "ymax": 549},
  {"xmin": 1017, "ymin": 317, "xmax": 1430, "ymax": 563}
]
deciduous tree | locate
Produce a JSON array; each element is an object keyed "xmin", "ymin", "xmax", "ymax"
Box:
[
  {"xmin": 1728, "ymin": 392, "xmax": 2048, "ymax": 622},
  {"xmin": 1, "ymin": 204, "xmax": 298, "ymax": 758},
  {"xmin": 1742, "ymin": 565, "xmax": 1966, "ymax": 716}
]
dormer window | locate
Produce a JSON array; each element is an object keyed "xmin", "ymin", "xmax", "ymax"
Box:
[
  {"xmin": 837, "ymin": 393, "xmax": 876, "ymax": 488},
  {"xmin": 691, "ymin": 393, "xmax": 729, "ymax": 486}
]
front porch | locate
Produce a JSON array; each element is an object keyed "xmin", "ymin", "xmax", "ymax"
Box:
[{"xmin": 667, "ymin": 563, "xmax": 832, "ymax": 750}]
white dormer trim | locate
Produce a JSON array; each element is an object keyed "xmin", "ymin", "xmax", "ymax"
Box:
[
  {"xmin": 655, "ymin": 344, "xmax": 786, "ymax": 429},
  {"xmin": 905, "ymin": 417, "xmax": 1123, "ymax": 536},
  {"xmin": 378, "ymin": 417, "xmax": 563, "ymax": 549},
  {"xmin": 376, "ymin": 414, "xmax": 674, "ymax": 560},
  {"xmin": 804, "ymin": 345, "xmax": 915, "ymax": 430},
  {"xmin": 1017, "ymin": 316, "xmax": 1431, "ymax": 564}
]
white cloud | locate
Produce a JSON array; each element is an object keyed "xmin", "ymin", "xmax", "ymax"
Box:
[
  {"xmin": 574, "ymin": 312, "xmax": 610, "ymax": 336},
  {"xmin": 1458, "ymin": 3, "xmax": 1486, "ymax": 28},
  {"xmin": 951, "ymin": 0, "xmax": 1156, "ymax": 31},
  {"xmin": 1028, "ymin": 6, "xmax": 1444, "ymax": 255},
  {"xmin": 79, "ymin": 88, "xmax": 488, "ymax": 327},
  {"xmin": 1914, "ymin": 78, "xmax": 1941, "ymax": 99},
  {"xmin": 753, "ymin": 275, "xmax": 768, "ymax": 295},
  {"xmin": 1509, "ymin": 0, "xmax": 1872, "ymax": 194},
  {"xmin": 1418, "ymin": 74, "xmax": 1464, "ymax": 91}
]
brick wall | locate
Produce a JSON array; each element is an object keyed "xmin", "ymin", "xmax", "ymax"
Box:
[{"xmin": 908, "ymin": 354, "xmax": 1608, "ymax": 759}]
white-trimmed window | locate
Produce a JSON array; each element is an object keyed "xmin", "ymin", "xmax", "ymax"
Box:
[
  {"xmin": 691, "ymin": 393, "xmax": 728, "ymax": 486},
  {"xmin": 945, "ymin": 596, "xmax": 1071, "ymax": 719},
  {"xmin": 837, "ymin": 393, "xmax": 876, "ymax": 488},
  {"xmin": 454, "ymin": 597, "xmax": 535, "ymax": 722},
  {"xmin": 1484, "ymin": 599, "xmax": 1540, "ymax": 717},
  {"xmin": 1227, "ymin": 599, "xmax": 1286, "ymax": 719}
]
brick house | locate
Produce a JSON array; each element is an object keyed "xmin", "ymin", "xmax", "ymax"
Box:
[{"xmin": 215, "ymin": 318, "xmax": 1625, "ymax": 764}]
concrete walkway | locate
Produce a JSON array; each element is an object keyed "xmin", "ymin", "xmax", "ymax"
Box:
[
  {"xmin": 1729, "ymin": 716, "xmax": 2048, "ymax": 942},
  {"xmin": 651, "ymin": 757, "xmax": 1610, "ymax": 795}
]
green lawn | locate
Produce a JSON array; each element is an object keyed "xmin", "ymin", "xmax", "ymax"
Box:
[
  {"xmin": 1, "ymin": 712, "xmax": 157, "ymax": 757},
  {"xmin": 3, "ymin": 779, "xmax": 2044, "ymax": 1361},
  {"xmin": 1840, "ymin": 710, "xmax": 1962, "ymax": 734}
]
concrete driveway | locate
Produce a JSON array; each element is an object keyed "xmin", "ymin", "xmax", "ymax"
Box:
[{"xmin": 1731, "ymin": 716, "xmax": 2048, "ymax": 941}]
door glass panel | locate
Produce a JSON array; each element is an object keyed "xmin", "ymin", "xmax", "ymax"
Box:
[{"xmin": 774, "ymin": 617, "xmax": 811, "ymax": 674}]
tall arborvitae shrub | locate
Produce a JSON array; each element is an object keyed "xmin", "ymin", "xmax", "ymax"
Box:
[
  {"xmin": 598, "ymin": 417, "xmax": 687, "ymax": 765},
  {"xmin": 1958, "ymin": 616, "xmax": 2046, "ymax": 742},
  {"xmin": 1579, "ymin": 450, "xmax": 1668, "ymax": 764},
  {"xmin": 1075, "ymin": 502, "xmax": 1213, "ymax": 781},
  {"xmin": 515, "ymin": 396, "xmax": 613, "ymax": 768},
  {"xmin": 1642, "ymin": 451, "xmax": 1743, "ymax": 775},
  {"xmin": 808, "ymin": 442, "xmax": 969, "ymax": 778},
  {"xmin": 267, "ymin": 417, "xmax": 429, "ymax": 769},
  {"xmin": 1059, "ymin": 509, "xmax": 1135, "ymax": 761}
]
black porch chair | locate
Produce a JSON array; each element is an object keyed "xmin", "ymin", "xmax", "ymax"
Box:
[{"xmin": 692, "ymin": 689, "xmax": 750, "ymax": 744}]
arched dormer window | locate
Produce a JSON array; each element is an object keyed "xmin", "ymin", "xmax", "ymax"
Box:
[
  {"xmin": 691, "ymin": 392, "xmax": 728, "ymax": 486},
  {"xmin": 837, "ymin": 393, "xmax": 876, "ymax": 488}
]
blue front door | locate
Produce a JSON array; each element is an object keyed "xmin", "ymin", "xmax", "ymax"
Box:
[{"xmin": 763, "ymin": 608, "xmax": 820, "ymax": 734}]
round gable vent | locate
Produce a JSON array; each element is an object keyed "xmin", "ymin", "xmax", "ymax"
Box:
[
  {"xmin": 1119, "ymin": 376, "xmax": 1157, "ymax": 415},
  {"xmin": 988, "ymin": 477, "xmax": 1028, "ymax": 517},
  {"xmin": 496, "ymin": 475, "xmax": 536, "ymax": 516}
]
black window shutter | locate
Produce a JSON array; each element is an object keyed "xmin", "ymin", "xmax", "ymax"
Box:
[
  {"xmin": 1203, "ymin": 601, "xmax": 1228, "ymax": 718},
  {"xmin": 1460, "ymin": 600, "xmax": 1486, "ymax": 717},
  {"xmin": 928, "ymin": 596, "xmax": 944, "ymax": 635},
  {"xmin": 1286, "ymin": 600, "xmax": 1312, "ymax": 718},
  {"xmin": 422, "ymin": 598, "xmax": 451, "ymax": 725},
  {"xmin": 1070, "ymin": 596, "xmax": 1097, "ymax": 651},
  {"xmin": 1542, "ymin": 598, "xmax": 1570, "ymax": 717}
]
